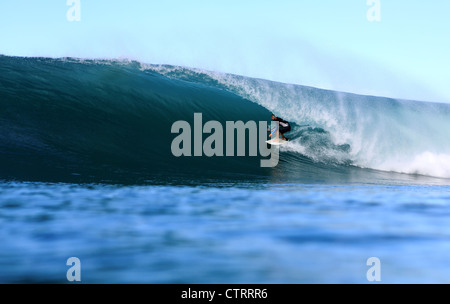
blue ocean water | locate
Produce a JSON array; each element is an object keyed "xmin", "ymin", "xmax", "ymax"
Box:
[
  {"xmin": 1, "ymin": 181, "xmax": 450, "ymax": 283},
  {"xmin": 1, "ymin": 56, "xmax": 450, "ymax": 283}
]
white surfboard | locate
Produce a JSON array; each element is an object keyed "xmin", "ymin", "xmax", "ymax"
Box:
[{"xmin": 265, "ymin": 139, "xmax": 287, "ymax": 145}]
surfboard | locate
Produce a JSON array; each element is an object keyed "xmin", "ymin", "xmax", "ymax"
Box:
[{"xmin": 266, "ymin": 139, "xmax": 287, "ymax": 145}]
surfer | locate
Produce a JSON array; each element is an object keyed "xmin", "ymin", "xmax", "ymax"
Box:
[{"xmin": 270, "ymin": 114, "xmax": 291, "ymax": 141}]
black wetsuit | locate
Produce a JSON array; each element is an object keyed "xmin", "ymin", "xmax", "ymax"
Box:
[{"xmin": 275, "ymin": 117, "xmax": 291, "ymax": 134}]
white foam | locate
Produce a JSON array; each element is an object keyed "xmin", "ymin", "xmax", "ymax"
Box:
[{"xmin": 377, "ymin": 152, "xmax": 450, "ymax": 179}]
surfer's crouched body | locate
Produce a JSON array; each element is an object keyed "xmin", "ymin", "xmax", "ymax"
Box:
[{"xmin": 271, "ymin": 114, "xmax": 291, "ymax": 141}]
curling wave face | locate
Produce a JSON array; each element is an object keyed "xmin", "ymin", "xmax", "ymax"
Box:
[
  {"xmin": 1, "ymin": 55, "xmax": 449, "ymax": 184},
  {"xmin": 144, "ymin": 63, "xmax": 450, "ymax": 179}
]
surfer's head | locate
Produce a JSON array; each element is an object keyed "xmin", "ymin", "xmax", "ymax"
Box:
[{"xmin": 271, "ymin": 114, "xmax": 276, "ymax": 120}]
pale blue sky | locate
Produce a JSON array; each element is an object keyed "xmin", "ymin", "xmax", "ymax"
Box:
[{"xmin": 1, "ymin": 0, "xmax": 449, "ymax": 103}]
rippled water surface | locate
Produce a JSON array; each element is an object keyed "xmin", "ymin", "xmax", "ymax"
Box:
[{"xmin": 1, "ymin": 181, "xmax": 450, "ymax": 283}]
